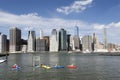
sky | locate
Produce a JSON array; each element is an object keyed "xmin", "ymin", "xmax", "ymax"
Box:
[{"xmin": 0, "ymin": 0, "xmax": 120, "ymax": 44}]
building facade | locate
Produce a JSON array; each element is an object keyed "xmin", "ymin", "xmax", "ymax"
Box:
[
  {"xmin": 50, "ymin": 29, "xmax": 58, "ymax": 52},
  {"xmin": 74, "ymin": 26, "xmax": 79, "ymax": 37},
  {"xmin": 70, "ymin": 36, "xmax": 74, "ymax": 51},
  {"xmin": 0, "ymin": 34, "xmax": 7, "ymax": 53},
  {"xmin": 67, "ymin": 34, "xmax": 71, "ymax": 51},
  {"xmin": 44, "ymin": 36, "xmax": 49, "ymax": 51},
  {"xmin": 103, "ymin": 28, "xmax": 107, "ymax": 49},
  {"xmin": 59, "ymin": 28, "xmax": 67, "ymax": 51},
  {"xmin": 9, "ymin": 27, "xmax": 21, "ymax": 53},
  {"xmin": 27, "ymin": 31, "xmax": 36, "ymax": 52},
  {"xmin": 73, "ymin": 26, "xmax": 80, "ymax": 51},
  {"xmin": 36, "ymin": 38, "xmax": 47, "ymax": 51},
  {"xmin": 82, "ymin": 35, "xmax": 93, "ymax": 52},
  {"xmin": 73, "ymin": 36, "xmax": 80, "ymax": 50},
  {"xmin": 40, "ymin": 30, "xmax": 43, "ymax": 39}
]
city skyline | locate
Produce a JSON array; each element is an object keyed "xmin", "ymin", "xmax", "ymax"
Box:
[
  {"xmin": 0, "ymin": 0, "xmax": 120, "ymax": 44},
  {"xmin": 0, "ymin": 27, "xmax": 119, "ymax": 53}
]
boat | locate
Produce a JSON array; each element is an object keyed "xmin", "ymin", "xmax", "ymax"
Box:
[
  {"xmin": 52, "ymin": 65, "xmax": 64, "ymax": 69},
  {"xmin": 12, "ymin": 64, "xmax": 18, "ymax": 68},
  {"xmin": 11, "ymin": 64, "xmax": 21, "ymax": 70},
  {"xmin": 0, "ymin": 59, "xmax": 6, "ymax": 63},
  {"xmin": 34, "ymin": 65, "xmax": 40, "ymax": 68},
  {"xmin": 41, "ymin": 65, "xmax": 51, "ymax": 69},
  {"xmin": 66, "ymin": 64, "xmax": 77, "ymax": 69}
]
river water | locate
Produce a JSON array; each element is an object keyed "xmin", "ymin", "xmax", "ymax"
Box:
[{"xmin": 0, "ymin": 53, "xmax": 120, "ymax": 80}]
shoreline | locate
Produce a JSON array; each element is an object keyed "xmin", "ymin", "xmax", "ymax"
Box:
[{"xmin": 1, "ymin": 51, "xmax": 120, "ymax": 56}]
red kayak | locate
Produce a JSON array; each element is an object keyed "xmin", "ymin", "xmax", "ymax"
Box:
[
  {"xmin": 66, "ymin": 64, "xmax": 77, "ymax": 69},
  {"xmin": 12, "ymin": 66, "xmax": 16, "ymax": 68},
  {"xmin": 12, "ymin": 64, "xmax": 18, "ymax": 68}
]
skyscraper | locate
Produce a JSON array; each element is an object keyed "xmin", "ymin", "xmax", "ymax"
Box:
[
  {"xmin": 50, "ymin": 29, "xmax": 58, "ymax": 52},
  {"xmin": 44, "ymin": 36, "xmax": 49, "ymax": 51},
  {"xmin": 92, "ymin": 33, "xmax": 96, "ymax": 51},
  {"xmin": 40, "ymin": 30, "xmax": 43, "ymax": 39},
  {"xmin": 82, "ymin": 35, "xmax": 92, "ymax": 52},
  {"xmin": 59, "ymin": 28, "xmax": 67, "ymax": 51},
  {"xmin": 73, "ymin": 36, "xmax": 80, "ymax": 50},
  {"xmin": 36, "ymin": 38, "xmax": 47, "ymax": 51},
  {"xmin": 67, "ymin": 34, "xmax": 71, "ymax": 51},
  {"xmin": 0, "ymin": 34, "xmax": 7, "ymax": 53},
  {"xmin": 9, "ymin": 27, "xmax": 21, "ymax": 53},
  {"xmin": 73, "ymin": 26, "xmax": 80, "ymax": 50},
  {"xmin": 74, "ymin": 26, "xmax": 79, "ymax": 37},
  {"xmin": 27, "ymin": 31, "xmax": 36, "ymax": 52},
  {"xmin": 70, "ymin": 36, "xmax": 74, "ymax": 50},
  {"xmin": 103, "ymin": 28, "xmax": 107, "ymax": 49}
]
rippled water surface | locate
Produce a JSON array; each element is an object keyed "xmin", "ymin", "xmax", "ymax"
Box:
[{"xmin": 0, "ymin": 53, "xmax": 120, "ymax": 80}]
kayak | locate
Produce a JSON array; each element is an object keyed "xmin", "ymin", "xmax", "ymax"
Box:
[
  {"xmin": 12, "ymin": 64, "xmax": 21, "ymax": 70},
  {"xmin": 66, "ymin": 64, "xmax": 77, "ymax": 69},
  {"xmin": 12, "ymin": 64, "xmax": 18, "ymax": 68},
  {"xmin": 41, "ymin": 65, "xmax": 51, "ymax": 69},
  {"xmin": 52, "ymin": 66, "xmax": 64, "ymax": 69}
]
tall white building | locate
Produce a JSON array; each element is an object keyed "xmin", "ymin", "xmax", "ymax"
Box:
[
  {"xmin": 0, "ymin": 34, "xmax": 7, "ymax": 53},
  {"xmin": 50, "ymin": 29, "xmax": 58, "ymax": 52},
  {"xmin": 40, "ymin": 30, "xmax": 43, "ymax": 39},
  {"xmin": 103, "ymin": 28, "xmax": 107, "ymax": 49},
  {"xmin": 27, "ymin": 31, "xmax": 36, "ymax": 52},
  {"xmin": 70, "ymin": 36, "xmax": 75, "ymax": 51}
]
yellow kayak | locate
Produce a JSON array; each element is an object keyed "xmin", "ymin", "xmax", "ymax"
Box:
[{"xmin": 42, "ymin": 65, "xmax": 51, "ymax": 69}]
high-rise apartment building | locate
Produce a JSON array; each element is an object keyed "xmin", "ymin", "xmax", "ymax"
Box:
[
  {"xmin": 50, "ymin": 29, "xmax": 58, "ymax": 52},
  {"xmin": 92, "ymin": 33, "xmax": 96, "ymax": 51},
  {"xmin": 36, "ymin": 38, "xmax": 47, "ymax": 51},
  {"xmin": 27, "ymin": 31, "xmax": 36, "ymax": 52},
  {"xmin": 0, "ymin": 34, "xmax": 7, "ymax": 53},
  {"xmin": 70, "ymin": 36, "xmax": 74, "ymax": 50},
  {"xmin": 9, "ymin": 27, "xmax": 21, "ymax": 53},
  {"xmin": 92, "ymin": 34, "xmax": 100, "ymax": 51},
  {"xmin": 59, "ymin": 28, "xmax": 67, "ymax": 51},
  {"xmin": 73, "ymin": 36, "xmax": 80, "ymax": 50},
  {"xmin": 103, "ymin": 28, "xmax": 107, "ymax": 49},
  {"xmin": 82, "ymin": 35, "xmax": 92, "ymax": 52},
  {"xmin": 67, "ymin": 34, "xmax": 71, "ymax": 51},
  {"xmin": 44, "ymin": 36, "xmax": 49, "ymax": 51}
]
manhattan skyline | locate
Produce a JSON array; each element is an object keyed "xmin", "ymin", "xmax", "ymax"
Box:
[{"xmin": 0, "ymin": 0, "xmax": 120, "ymax": 44}]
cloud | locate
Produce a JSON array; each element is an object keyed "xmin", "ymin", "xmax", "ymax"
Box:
[
  {"xmin": 0, "ymin": 11, "xmax": 120, "ymax": 44},
  {"xmin": 93, "ymin": 22, "xmax": 120, "ymax": 30},
  {"xmin": 0, "ymin": 11, "xmax": 89, "ymax": 37},
  {"xmin": 108, "ymin": 22, "xmax": 120, "ymax": 28},
  {"xmin": 56, "ymin": 0, "xmax": 93, "ymax": 15}
]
